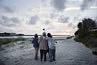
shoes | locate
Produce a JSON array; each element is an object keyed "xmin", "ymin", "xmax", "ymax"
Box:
[
  {"xmin": 53, "ymin": 59, "xmax": 56, "ymax": 61},
  {"xmin": 44, "ymin": 60, "xmax": 47, "ymax": 62},
  {"xmin": 40, "ymin": 59, "xmax": 42, "ymax": 61},
  {"xmin": 49, "ymin": 59, "xmax": 56, "ymax": 62},
  {"xmin": 34, "ymin": 58, "xmax": 38, "ymax": 60}
]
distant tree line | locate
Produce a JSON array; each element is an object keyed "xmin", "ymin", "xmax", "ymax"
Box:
[{"xmin": 0, "ymin": 32, "xmax": 24, "ymax": 36}]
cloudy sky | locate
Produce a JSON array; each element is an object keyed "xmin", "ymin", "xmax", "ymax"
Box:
[{"xmin": 0, "ymin": 0, "xmax": 97, "ymax": 35}]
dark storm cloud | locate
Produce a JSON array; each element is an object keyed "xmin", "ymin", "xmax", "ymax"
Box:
[
  {"xmin": 0, "ymin": 16, "xmax": 20, "ymax": 27},
  {"xmin": 80, "ymin": 0, "xmax": 94, "ymax": 10},
  {"xmin": 41, "ymin": 0, "xmax": 46, "ymax": 3},
  {"xmin": 0, "ymin": 0, "xmax": 3, "ymax": 2},
  {"xmin": 10, "ymin": 17, "xmax": 20, "ymax": 23},
  {"xmin": 29, "ymin": 15, "xmax": 39, "ymax": 25},
  {"xmin": 0, "ymin": 5, "xmax": 14, "ymax": 13},
  {"xmin": 0, "ymin": 0, "xmax": 14, "ymax": 13},
  {"xmin": 58, "ymin": 16, "xmax": 69, "ymax": 23},
  {"xmin": 51, "ymin": 0, "xmax": 66, "ymax": 11}
]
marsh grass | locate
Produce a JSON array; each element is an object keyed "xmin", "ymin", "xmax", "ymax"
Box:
[
  {"xmin": 74, "ymin": 36, "xmax": 97, "ymax": 47},
  {"xmin": 0, "ymin": 37, "xmax": 26, "ymax": 45}
]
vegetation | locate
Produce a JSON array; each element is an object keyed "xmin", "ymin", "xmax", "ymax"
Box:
[
  {"xmin": 74, "ymin": 18, "xmax": 97, "ymax": 47},
  {"xmin": 66, "ymin": 36, "xmax": 74, "ymax": 39},
  {"xmin": 0, "ymin": 37, "xmax": 26, "ymax": 45},
  {"xmin": 74, "ymin": 36, "xmax": 97, "ymax": 47}
]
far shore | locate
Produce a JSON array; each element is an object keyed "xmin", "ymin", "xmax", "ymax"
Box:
[{"xmin": 21, "ymin": 34, "xmax": 71, "ymax": 36}]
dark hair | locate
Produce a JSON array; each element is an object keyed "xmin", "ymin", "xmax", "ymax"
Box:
[
  {"xmin": 34, "ymin": 34, "xmax": 38, "ymax": 38},
  {"xmin": 47, "ymin": 33, "xmax": 52, "ymax": 38},
  {"xmin": 43, "ymin": 28, "xmax": 45, "ymax": 30}
]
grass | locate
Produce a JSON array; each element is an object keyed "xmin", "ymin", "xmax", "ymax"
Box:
[
  {"xmin": 74, "ymin": 36, "xmax": 97, "ymax": 48},
  {"xmin": 0, "ymin": 37, "xmax": 26, "ymax": 45},
  {"xmin": 66, "ymin": 36, "xmax": 74, "ymax": 39},
  {"xmin": 74, "ymin": 33, "xmax": 97, "ymax": 55}
]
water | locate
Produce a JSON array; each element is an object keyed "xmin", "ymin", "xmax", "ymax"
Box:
[{"xmin": 0, "ymin": 35, "xmax": 68, "ymax": 40}]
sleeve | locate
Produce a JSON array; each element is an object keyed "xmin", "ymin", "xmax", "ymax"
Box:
[
  {"xmin": 32, "ymin": 38, "xmax": 34, "ymax": 43},
  {"xmin": 54, "ymin": 39, "xmax": 57, "ymax": 43}
]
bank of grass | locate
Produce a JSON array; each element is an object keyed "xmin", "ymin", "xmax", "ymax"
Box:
[
  {"xmin": 0, "ymin": 37, "xmax": 26, "ymax": 45},
  {"xmin": 74, "ymin": 36, "xmax": 97, "ymax": 48},
  {"xmin": 66, "ymin": 36, "xmax": 74, "ymax": 39}
]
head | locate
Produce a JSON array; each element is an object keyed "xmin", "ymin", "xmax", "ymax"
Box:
[
  {"xmin": 47, "ymin": 33, "xmax": 52, "ymax": 38},
  {"xmin": 34, "ymin": 34, "xmax": 38, "ymax": 38},
  {"xmin": 43, "ymin": 28, "xmax": 45, "ymax": 31},
  {"xmin": 42, "ymin": 32, "xmax": 46, "ymax": 37}
]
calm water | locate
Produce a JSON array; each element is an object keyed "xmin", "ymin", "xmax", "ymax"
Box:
[{"xmin": 0, "ymin": 35, "xmax": 70, "ymax": 40}]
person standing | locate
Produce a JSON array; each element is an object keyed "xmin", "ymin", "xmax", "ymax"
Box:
[
  {"xmin": 32, "ymin": 34, "xmax": 39, "ymax": 60},
  {"xmin": 39, "ymin": 32, "xmax": 48, "ymax": 61},
  {"xmin": 47, "ymin": 33, "xmax": 56, "ymax": 62}
]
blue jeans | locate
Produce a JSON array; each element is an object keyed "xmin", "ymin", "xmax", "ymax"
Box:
[
  {"xmin": 34, "ymin": 48, "xmax": 39, "ymax": 60},
  {"xmin": 49, "ymin": 49, "xmax": 56, "ymax": 61}
]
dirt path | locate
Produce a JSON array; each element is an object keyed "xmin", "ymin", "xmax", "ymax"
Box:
[{"xmin": 0, "ymin": 39, "xmax": 96, "ymax": 65}]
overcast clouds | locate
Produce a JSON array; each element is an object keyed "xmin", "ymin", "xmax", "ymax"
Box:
[{"xmin": 0, "ymin": 0, "xmax": 97, "ymax": 35}]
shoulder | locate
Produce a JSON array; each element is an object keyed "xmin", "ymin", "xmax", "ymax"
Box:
[
  {"xmin": 33, "ymin": 38, "xmax": 38, "ymax": 40},
  {"xmin": 48, "ymin": 37, "xmax": 52, "ymax": 39},
  {"xmin": 47, "ymin": 37, "xmax": 50, "ymax": 40}
]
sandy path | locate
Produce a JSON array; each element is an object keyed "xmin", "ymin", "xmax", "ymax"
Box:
[{"xmin": 0, "ymin": 39, "xmax": 97, "ymax": 65}]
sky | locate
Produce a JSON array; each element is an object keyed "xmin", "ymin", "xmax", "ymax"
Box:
[{"xmin": 0, "ymin": 0, "xmax": 97, "ymax": 35}]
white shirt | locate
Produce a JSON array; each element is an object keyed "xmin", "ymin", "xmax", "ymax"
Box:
[{"xmin": 47, "ymin": 37, "xmax": 56, "ymax": 49}]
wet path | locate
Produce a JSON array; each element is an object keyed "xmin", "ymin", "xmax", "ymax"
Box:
[{"xmin": 0, "ymin": 39, "xmax": 97, "ymax": 65}]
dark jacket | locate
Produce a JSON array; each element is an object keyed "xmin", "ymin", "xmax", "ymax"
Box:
[{"xmin": 32, "ymin": 38, "xmax": 39, "ymax": 48}]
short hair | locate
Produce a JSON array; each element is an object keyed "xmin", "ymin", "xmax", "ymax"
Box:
[
  {"xmin": 42, "ymin": 32, "xmax": 46, "ymax": 37},
  {"xmin": 34, "ymin": 34, "xmax": 38, "ymax": 38}
]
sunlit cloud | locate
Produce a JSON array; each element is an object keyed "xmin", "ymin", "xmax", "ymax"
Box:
[
  {"xmin": 90, "ymin": 6, "xmax": 97, "ymax": 9},
  {"xmin": 65, "ymin": 7, "xmax": 80, "ymax": 11}
]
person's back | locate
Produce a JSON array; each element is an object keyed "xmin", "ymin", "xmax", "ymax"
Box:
[
  {"xmin": 39, "ymin": 32, "xmax": 48, "ymax": 61},
  {"xmin": 32, "ymin": 37, "xmax": 39, "ymax": 48},
  {"xmin": 39, "ymin": 36, "xmax": 48, "ymax": 50},
  {"xmin": 47, "ymin": 33, "xmax": 56, "ymax": 62},
  {"xmin": 32, "ymin": 34, "xmax": 39, "ymax": 60},
  {"xmin": 48, "ymin": 37, "xmax": 55, "ymax": 49}
]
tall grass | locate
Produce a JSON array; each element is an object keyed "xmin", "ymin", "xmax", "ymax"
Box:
[
  {"xmin": 74, "ymin": 36, "xmax": 97, "ymax": 47},
  {"xmin": 0, "ymin": 37, "xmax": 26, "ymax": 45}
]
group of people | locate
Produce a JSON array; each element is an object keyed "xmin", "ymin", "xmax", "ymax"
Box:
[{"xmin": 32, "ymin": 30, "xmax": 56, "ymax": 62}]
